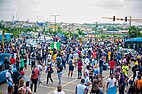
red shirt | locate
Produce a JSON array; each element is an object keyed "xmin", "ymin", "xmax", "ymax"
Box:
[
  {"xmin": 10, "ymin": 57, "xmax": 16, "ymax": 64},
  {"xmin": 31, "ymin": 68, "xmax": 39, "ymax": 79},
  {"xmin": 109, "ymin": 60, "xmax": 116, "ymax": 69},
  {"xmin": 93, "ymin": 52, "xmax": 97, "ymax": 58},
  {"xmin": 78, "ymin": 61, "xmax": 83, "ymax": 70}
]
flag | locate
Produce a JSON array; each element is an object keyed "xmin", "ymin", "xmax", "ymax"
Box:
[{"xmin": 50, "ymin": 42, "xmax": 61, "ymax": 50}]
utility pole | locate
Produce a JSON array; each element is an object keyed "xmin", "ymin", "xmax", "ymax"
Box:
[
  {"xmin": 129, "ymin": 16, "xmax": 132, "ymax": 26},
  {"xmin": 50, "ymin": 15, "xmax": 60, "ymax": 32},
  {"xmin": 95, "ymin": 22, "xmax": 98, "ymax": 42},
  {"xmin": 2, "ymin": 30, "xmax": 4, "ymax": 48}
]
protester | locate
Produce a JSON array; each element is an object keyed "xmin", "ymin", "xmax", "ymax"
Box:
[
  {"xmin": 46, "ymin": 63, "xmax": 54, "ymax": 85},
  {"xmin": 6, "ymin": 66, "xmax": 14, "ymax": 86},
  {"xmin": 30, "ymin": 65, "xmax": 39, "ymax": 94},
  {"xmin": 56, "ymin": 62, "xmax": 63, "ymax": 85},
  {"xmin": 53, "ymin": 85, "xmax": 65, "ymax": 94},
  {"xmin": 75, "ymin": 79, "xmax": 87, "ymax": 94}
]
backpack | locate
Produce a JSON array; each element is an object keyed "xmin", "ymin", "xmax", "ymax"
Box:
[{"xmin": 69, "ymin": 59, "xmax": 72, "ymax": 66}]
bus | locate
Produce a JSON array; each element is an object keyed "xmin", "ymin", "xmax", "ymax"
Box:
[
  {"xmin": 0, "ymin": 32, "xmax": 13, "ymax": 41},
  {"xmin": 124, "ymin": 38, "xmax": 142, "ymax": 53}
]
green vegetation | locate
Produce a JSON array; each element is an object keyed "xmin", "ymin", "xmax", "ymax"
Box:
[{"xmin": 128, "ymin": 26, "xmax": 142, "ymax": 38}]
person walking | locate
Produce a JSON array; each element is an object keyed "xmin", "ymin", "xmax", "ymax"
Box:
[
  {"xmin": 109, "ymin": 58, "xmax": 116, "ymax": 76},
  {"xmin": 68, "ymin": 57, "xmax": 75, "ymax": 78},
  {"xmin": 46, "ymin": 63, "xmax": 54, "ymax": 85},
  {"xmin": 30, "ymin": 65, "xmax": 39, "ymax": 94},
  {"xmin": 106, "ymin": 74, "xmax": 116, "ymax": 93},
  {"xmin": 56, "ymin": 62, "xmax": 63, "ymax": 85},
  {"xmin": 75, "ymin": 79, "xmax": 87, "ymax": 94}
]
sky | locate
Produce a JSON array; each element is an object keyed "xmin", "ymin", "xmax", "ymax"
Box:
[{"xmin": 0, "ymin": 0, "xmax": 142, "ymax": 23}]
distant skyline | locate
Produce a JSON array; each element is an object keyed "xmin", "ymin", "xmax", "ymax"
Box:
[{"xmin": 0, "ymin": 0, "xmax": 142, "ymax": 24}]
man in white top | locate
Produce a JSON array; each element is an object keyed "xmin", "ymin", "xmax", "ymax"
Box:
[
  {"xmin": 6, "ymin": 66, "xmax": 14, "ymax": 86},
  {"xmin": 37, "ymin": 62, "xmax": 43, "ymax": 85},
  {"xmin": 106, "ymin": 74, "xmax": 116, "ymax": 91},
  {"xmin": 83, "ymin": 72, "xmax": 91, "ymax": 93},
  {"xmin": 53, "ymin": 85, "xmax": 65, "ymax": 94},
  {"xmin": 76, "ymin": 79, "xmax": 87, "ymax": 94}
]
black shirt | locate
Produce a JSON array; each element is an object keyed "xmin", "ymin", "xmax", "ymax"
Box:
[{"xmin": 57, "ymin": 64, "xmax": 63, "ymax": 73}]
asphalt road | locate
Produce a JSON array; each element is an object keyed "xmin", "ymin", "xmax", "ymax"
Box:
[{"xmin": 0, "ymin": 64, "xmax": 133, "ymax": 94}]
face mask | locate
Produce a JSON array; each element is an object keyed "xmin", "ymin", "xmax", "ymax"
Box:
[{"xmin": 111, "ymin": 77, "xmax": 113, "ymax": 79}]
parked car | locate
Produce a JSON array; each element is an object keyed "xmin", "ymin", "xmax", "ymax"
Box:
[
  {"xmin": 0, "ymin": 53, "xmax": 12, "ymax": 83},
  {"xmin": 117, "ymin": 48, "xmax": 138, "ymax": 57}
]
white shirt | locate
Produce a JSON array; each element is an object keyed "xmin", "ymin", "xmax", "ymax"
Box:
[
  {"xmin": 76, "ymin": 84, "xmax": 86, "ymax": 94},
  {"xmin": 6, "ymin": 71, "xmax": 13, "ymax": 83},
  {"xmin": 84, "ymin": 76, "xmax": 91, "ymax": 89},
  {"xmin": 107, "ymin": 78, "xmax": 116, "ymax": 88},
  {"xmin": 48, "ymin": 54, "xmax": 52, "ymax": 60},
  {"xmin": 37, "ymin": 64, "xmax": 42, "ymax": 73},
  {"xmin": 53, "ymin": 90, "xmax": 65, "ymax": 94}
]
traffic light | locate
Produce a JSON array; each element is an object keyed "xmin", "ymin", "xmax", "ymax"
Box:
[
  {"xmin": 125, "ymin": 17, "xmax": 127, "ymax": 22},
  {"xmin": 113, "ymin": 16, "xmax": 115, "ymax": 21}
]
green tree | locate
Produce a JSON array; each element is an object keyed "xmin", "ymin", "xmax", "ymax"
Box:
[
  {"xmin": 76, "ymin": 28, "xmax": 84, "ymax": 35},
  {"xmin": 128, "ymin": 26, "xmax": 140, "ymax": 38}
]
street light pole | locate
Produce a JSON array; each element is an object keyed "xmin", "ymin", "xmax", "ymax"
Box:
[{"xmin": 50, "ymin": 15, "xmax": 60, "ymax": 32}]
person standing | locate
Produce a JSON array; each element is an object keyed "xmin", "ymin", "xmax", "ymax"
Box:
[
  {"xmin": 62, "ymin": 54, "xmax": 66, "ymax": 69},
  {"xmin": 30, "ymin": 65, "xmax": 39, "ymax": 94},
  {"xmin": 10, "ymin": 55, "xmax": 16, "ymax": 68},
  {"xmin": 56, "ymin": 62, "xmax": 63, "ymax": 85},
  {"xmin": 109, "ymin": 58, "xmax": 116, "ymax": 76},
  {"xmin": 75, "ymin": 79, "xmax": 87, "ymax": 94},
  {"xmin": 135, "ymin": 75, "xmax": 142, "ymax": 94},
  {"xmin": 20, "ymin": 56, "xmax": 24, "ymax": 69},
  {"xmin": 122, "ymin": 63, "xmax": 129, "ymax": 76},
  {"xmin": 6, "ymin": 66, "xmax": 14, "ymax": 86},
  {"xmin": 46, "ymin": 63, "xmax": 54, "ymax": 85},
  {"xmin": 68, "ymin": 57, "xmax": 75, "ymax": 78},
  {"xmin": 84, "ymin": 72, "xmax": 91, "ymax": 94},
  {"xmin": 99, "ymin": 57, "xmax": 104, "ymax": 76},
  {"xmin": 37, "ymin": 61, "xmax": 43, "ymax": 85},
  {"xmin": 77, "ymin": 59, "xmax": 83, "ymax": 79}
]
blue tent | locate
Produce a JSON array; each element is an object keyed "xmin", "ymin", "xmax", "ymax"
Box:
[{"xmin": 125, "ymin": 38, "xmax": 142, "ymax": 43}]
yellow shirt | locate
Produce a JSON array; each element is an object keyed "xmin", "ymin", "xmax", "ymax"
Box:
[
  {"xmin": 134, "ymin": 60, "xmax": 138, "ymax": 65},
  {"xmin": 122, "ymin": 65, "xmax": 128, "ymax": 75},
  {"xmin": 53, "ymin": 54, "xmax": 57, "ymax": 61},
  {"xmin": 108, "ymin": 52, "xmax": 111, "ymax": 59}
]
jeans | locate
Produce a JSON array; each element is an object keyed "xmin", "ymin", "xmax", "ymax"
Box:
[
  {"xmin": 57, "ymin": 72, "xmax": 62, "ymax": 85},
  {"xmin": 31, "ymin": 78, "xmax": 38, "ymax": 93},
  {"xmin": 78, "ymin": 69, "xmax": 82, "ymax": 78},
  {"xmin": 99, "ymin": 66, "xmax": 103, "ymax": 76},
  {"xmin": 62, "ymin": 62, "xmax": 66, "ymax": 69},
  {"xmin": 38, "ymin": 72, "xmax": 42, "ymax": 84},
  {"xmin": 110, "ymin": 68, "xmax": 114, "ymax": 75},
  {"xmin": 119, "ymin": 86, "xmax": 125, "ymax": 94},
  {"xmin": 47, "ymin": 73, "xmax": 53, "ymax": 84}
]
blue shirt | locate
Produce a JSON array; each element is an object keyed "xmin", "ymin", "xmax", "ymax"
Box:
[{"xmin": 76, "ymin": 84, "xmax": 86, "ymax": 94}]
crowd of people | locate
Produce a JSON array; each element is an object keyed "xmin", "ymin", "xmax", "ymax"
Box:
[{"xmin": 1, "ymin": 35, "xmax": 142, "ymax": 94}]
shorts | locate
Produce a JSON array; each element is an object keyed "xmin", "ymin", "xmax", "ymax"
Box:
[{"xmin": 69, "ymin": 66, "xmax": 74, "ymax": 71}]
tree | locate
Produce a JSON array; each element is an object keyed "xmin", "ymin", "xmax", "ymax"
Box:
[
  {"xmin": 128, "ymin": 26, "xmax": 140, "ymax": 38},
  {"xmin": 76, "ymin": 28, "xmax": 84, "ymax": 35}
]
